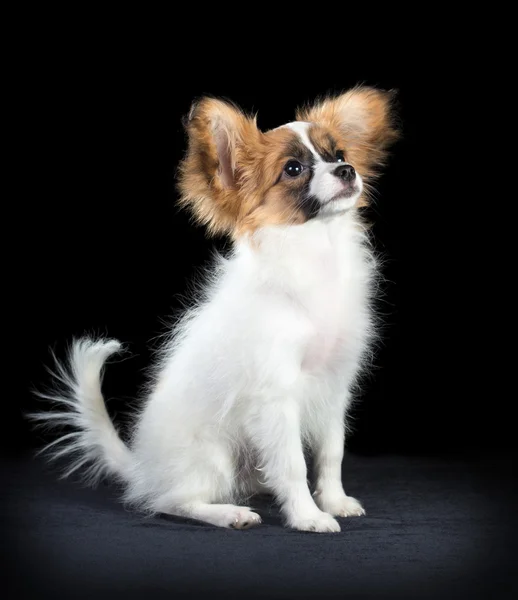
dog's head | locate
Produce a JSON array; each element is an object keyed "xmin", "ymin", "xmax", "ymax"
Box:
[{"xmin": 178, "ymin": 86, "xmax": 399, "ymax": 239}]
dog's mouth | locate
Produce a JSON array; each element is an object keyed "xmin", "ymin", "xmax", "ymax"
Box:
[{"xmin": 324, "ymin": 185, "xmax": 361, "ymax": 206}]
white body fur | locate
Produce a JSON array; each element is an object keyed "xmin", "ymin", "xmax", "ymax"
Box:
[{"xmin": 35, "ymin": 211, "xmax": 376, "ymax": 532}]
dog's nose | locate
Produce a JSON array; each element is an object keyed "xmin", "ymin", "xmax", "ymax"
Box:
[{"xmin": 334, "ymin": 164, "xmax": 356, "ymax": 182}]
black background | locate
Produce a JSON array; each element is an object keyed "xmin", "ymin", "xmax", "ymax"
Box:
[
  {"xmin": 9, "ymin": 35, "xmax": 512, "ymax": 459},
  {"xmin": 5, "ymin": 20, "xmax": 516, "ymax": 600}
]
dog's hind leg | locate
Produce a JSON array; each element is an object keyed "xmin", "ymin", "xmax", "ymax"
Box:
[
  {"xmin": 146, "ymin": 435, "xmax": 262, "ymax": 530},
  {"xmin": 163, "ymin": 502, "xmax": 262, "ymax": 529}
]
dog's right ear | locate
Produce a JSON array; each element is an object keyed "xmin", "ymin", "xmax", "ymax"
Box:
[{"xmin": 178, "ymin": 98, "xmax": 261, "ymax": 236}]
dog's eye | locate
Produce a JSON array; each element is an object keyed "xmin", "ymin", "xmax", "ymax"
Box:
[
  {"xmin": 284, "ymin": 160, "xmax": 304, "ymax": 177},
  {"xmin": 335, "ymin": 150, "xmax": 345, "ymax": 163}
]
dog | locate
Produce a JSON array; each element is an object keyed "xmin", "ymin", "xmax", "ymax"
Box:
[{"xmin": 32, "ymin": 85, "xmax": 398, "ymax": 532}]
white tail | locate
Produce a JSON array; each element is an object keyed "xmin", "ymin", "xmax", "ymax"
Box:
[{"xmin": 30, "ymin": 338, "xmax": 134, "ymax": 485}]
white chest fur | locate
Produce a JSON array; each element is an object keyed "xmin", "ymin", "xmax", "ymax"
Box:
[
  {"xmin": 233, "ymin": 211, "xmax": 376, "ymax": 375},
  {"xmin": 151, "ymin": 211, "xmax": 376, "ymax": 420}
]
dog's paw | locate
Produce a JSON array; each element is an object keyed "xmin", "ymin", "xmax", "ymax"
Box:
[
  {"xmin": 228, "ymin": 507, "xmax": 262, "ymax": 530},
  {"xmin": 315, "ymin": 493, "xmax": 366, "ymax": 517},
  {"xmin": 289, "ymin": 511, "xmax": 341, "ymax": 533}
]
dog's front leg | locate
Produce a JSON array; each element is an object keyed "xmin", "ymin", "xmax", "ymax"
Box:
[
  {"xmin": 248, "ymin": 399, "xmax": 340, "ymax": 533},
  {"xmin": 312, "ymin": 402, "xmax": 365, "ymax": 517}
]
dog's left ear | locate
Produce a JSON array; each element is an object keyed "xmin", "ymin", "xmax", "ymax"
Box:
[
  {"xmin": 178, "ymin": 97, "xmax": 261, "ymax": 236},
  {"xmin": 297, "ymin": 86, "xmax": 400, "ymax": 181}
]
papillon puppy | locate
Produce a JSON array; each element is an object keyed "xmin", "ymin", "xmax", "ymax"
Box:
[{"xmin": 33, "ymin": 85, "xmax": 398, "ymax": 532}]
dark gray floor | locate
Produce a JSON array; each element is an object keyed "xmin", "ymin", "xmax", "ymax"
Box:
[{"xmin": 4, "ymin": 453, "xmax": 516, "ymax": 599}]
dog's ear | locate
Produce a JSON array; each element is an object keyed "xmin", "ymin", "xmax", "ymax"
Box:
[
  {"xmin": 178, "ymin": 98, "xmax": 261, "ymax": 236},
  {"xmin": 297, "ymin": 86, "xmax": 399, "ymax": 181}
]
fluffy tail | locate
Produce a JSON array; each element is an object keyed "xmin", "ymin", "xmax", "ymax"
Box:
[{"xmin": 30, "ymin": 338, "xmax": 134, "ymax": 485}]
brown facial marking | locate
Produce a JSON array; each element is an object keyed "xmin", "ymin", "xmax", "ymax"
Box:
[
  {"xmin": 236, "ymin": 127, "xmax": 315, "ymax": 237},
  {"xmin": 308, "ymin": 125, "xmax": 342, "ymax": 163},
  {"xmin": 282, "ymin": 137, "xmax": 313, "ymax": 165}
]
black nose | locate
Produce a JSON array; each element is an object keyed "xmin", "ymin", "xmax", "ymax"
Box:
[{"xmin": 334, "ymin": 164, "xmax": 356, "ymax": 182}]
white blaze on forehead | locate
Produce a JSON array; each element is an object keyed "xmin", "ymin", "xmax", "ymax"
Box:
[{"xmin": 281, "ymin": 122, "xmax": 320, "ymax": 158}]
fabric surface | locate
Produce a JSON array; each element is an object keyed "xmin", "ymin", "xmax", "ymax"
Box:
[{"xmin": 4, "ymin": 453, "xmax": 516, "ymax": 599}]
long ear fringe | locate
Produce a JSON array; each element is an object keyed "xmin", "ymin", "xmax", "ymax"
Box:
[{"xmin": 177, "ymin": 98, "xmax": 260, "ymax": 237}]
